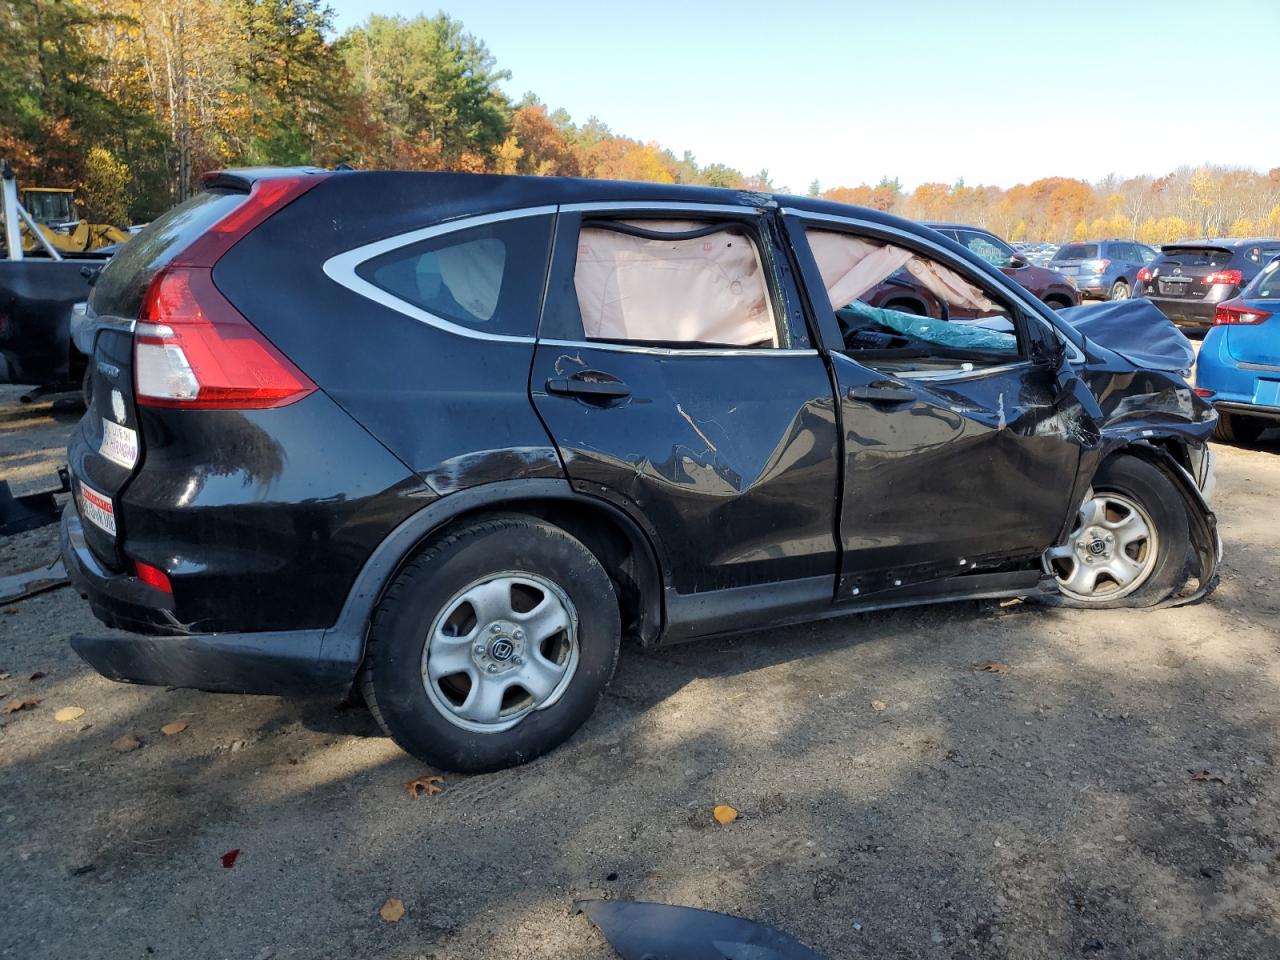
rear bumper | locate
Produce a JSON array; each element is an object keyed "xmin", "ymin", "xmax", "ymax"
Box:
[
  {"xmin": 61, "ymin": 507, "xmax": 359, "ymax": 695},
  {"xmin": 1145, "ymin": 295, "xmax": 1215, "ymax": 329},
  {"xmin": 1214, "ymin": 400, "xmax": 1280, "ymax": 423}
]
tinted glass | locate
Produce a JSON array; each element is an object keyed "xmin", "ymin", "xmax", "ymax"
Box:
[
  {"xmin": 356, "ymin": 215, "xmax": 553, "ymax": 338},
  {"xmin": 1158, "ymin": 246, "xmax": 1233, "ymax": 266},
  {"xmin": 91, "ymin": 190, "xmax": 246, "ymax": 318},
  {"xmin": 1054, "ymin": 244, "xmax": 1098, "ymax": 261},
  {"xmin": 957, "ymin": 230, "xmax": 1018, "ymax": 268},
  {"xmin": 1245, "ymin": 244, "xmax": 1280, "ymax": 264},
  {"xmin": 1243, "ymin": 258, "xmax": 1280, "ymax": 299}
]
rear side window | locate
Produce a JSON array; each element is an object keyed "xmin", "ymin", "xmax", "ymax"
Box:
[
  {"xmin": 1055, "ymin": 244, "xmax": 1097, "ymax": 260},
  {"xmin": 1245, "ymin": 245, "xmax": 1280, "ymax": 264},
  {"xmin": 91, "ymin": 190, "xmax": 246, "ymax": 318},
  {"xmin": 955, "ymin": 230, "xmax": 1018, "ymax": 268},
  {"xmin": 355, "ymin": 215, "xmax": 553, "ymax": 338}
]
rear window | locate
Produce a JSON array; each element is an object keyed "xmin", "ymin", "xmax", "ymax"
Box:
[
  {"xmin": 1158, "ymin": 246, "xmax": 1234, "ymax": 266},
  {"xmin": 91, "ymin": 190, "xmax": 246, "ymax": 318},
  {"xmin": 1054, "ymin": 244, "xmax": 1097, "ymax": 260},
  {"xmin": 355, "ymin": 214, "xmax": 553, "ymax": 338},
  {"xmin": 1244, "ymin": 258, "xmax": 1280, "ymax": 299},
  {"xmin": 90, "ymin": 189, "xmax": 247, "ymax": 320}
]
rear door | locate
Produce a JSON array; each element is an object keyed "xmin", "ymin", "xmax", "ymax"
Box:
[
  {"xmin": 530, "ymin": 203, "xmax": 841, "ymax": 597},
  {"xmin": 782, "ymin": 210, "xmax": 1098, "ymax": 599}
]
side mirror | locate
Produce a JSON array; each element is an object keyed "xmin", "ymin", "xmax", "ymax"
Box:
[
  {"xmin": 1031, "ymin": 332, "xmax": 1067, "ymax": 369},
  {"xmin": 1008, "ymin": 254, "xmax": 1028, "ymax": 268}
]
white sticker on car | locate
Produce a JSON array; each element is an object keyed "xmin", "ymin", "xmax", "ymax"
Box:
[
  {"xmin": 77, "ymin": 482, "xmax": 117, "ymax": 537},
  {"xmin": 100, "ymin": 418, "xmax": 138, "ymax": 469}
]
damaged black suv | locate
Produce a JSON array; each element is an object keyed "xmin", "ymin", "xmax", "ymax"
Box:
[{"xmin": 63, "ymin": 169, "xmax": 1220, "ymax": 772}]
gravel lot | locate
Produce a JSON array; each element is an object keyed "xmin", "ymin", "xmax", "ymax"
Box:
[{"xmin": 2, "ymin": 384, "xmax": 1279, "ymax": 960}]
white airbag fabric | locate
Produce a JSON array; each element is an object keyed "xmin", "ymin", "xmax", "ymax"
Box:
[
  {"xmin": 575, "ymin": 222, "xmax": 777, "ymax": 346},
  {"xmin": 807, "ymin": 230, "xmax": 995, "ymax": 313}
]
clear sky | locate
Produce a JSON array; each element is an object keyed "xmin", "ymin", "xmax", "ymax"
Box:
[{"xmin": 325, "ymin": 0, "xmax": 1279, "ymax": 193}]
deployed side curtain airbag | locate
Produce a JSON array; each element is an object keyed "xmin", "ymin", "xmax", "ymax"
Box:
[
  {"xmin": 435, "ymin": 238, "xmax": 505, "ymax": 321},
  {"xmin": 807, "ymin": 230, "xmax": 995, "ymax": 312},
  {"xmin": 574, "ymin": 221, "xmax": 777, "ymax": 346}
]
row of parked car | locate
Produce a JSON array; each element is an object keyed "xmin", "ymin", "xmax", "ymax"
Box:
[{"xmin": 1004, "ymin": 229, "xmax": 1280, "ymax": 444}]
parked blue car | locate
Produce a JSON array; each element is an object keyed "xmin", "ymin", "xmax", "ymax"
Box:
[
  {"xmin": 1049, "ymin": 239, "xmax": 1157, "ymax": 301},
  {"xmin": 1195, "ymin": 255, "xmax": 1280, "ymax": 443}
]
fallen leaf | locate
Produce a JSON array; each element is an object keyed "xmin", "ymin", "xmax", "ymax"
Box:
[
  {"xmin": 54, "ymin": 706, "xmax": 86, "ymax": 723},
  {"xmin": 221, "ymin": 848, "xmax": 240, "ymax": 869},
  {"xmin": 28, "ymin": 671, "xmax": 46, "ymax": 681},
  {"xmin": 160, "ymin": 721, "xmax": 187, "ymax": 736},
  {"xmin": 974, "ymin": 661, "xmax": 1010, "ymax": 674},
  {"xmin": 871, "ymin": 699, "xmax": 887, "ymax": 712},
  {"xmin": 379, "ymin": 897, "xmax": 406, "ymax": 922},
  {"xmin": 2, "ymin": 697, "xmax": 41, "ymax": 714},
  {"xmin": 112, "ymin": 735, "xmax": 142, "ymax": 753},
  {"xmin": 713, "ymin": 804, "xmax": 738, "ymax": 825},
  {"xmin": 1190, "ymin": 770, "xmax": 1225, "ymax": 783},
  {"xmin": 405, "ymin": 774, "xmax": 444, "ymax": 799}
]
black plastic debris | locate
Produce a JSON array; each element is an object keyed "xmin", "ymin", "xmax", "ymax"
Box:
[
  {"xmin": 0, "ymin": 557, "xmax": 68, "ymax": 605},
  {"xmin": 577, "ymin": 898, "xmax": 826, "ymax": 960}
]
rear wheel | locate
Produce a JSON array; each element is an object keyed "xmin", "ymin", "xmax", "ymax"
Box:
[
  {"xmin": 360, "ymin": 515, "xmax": 620, "ymax": 773},
  {"xmin": 1212, "ymin": 411, "xmax": 1265, "ymax": 445},
  {"xmin": 1108, "ymin": 280, "xmax": 1130, "ymax": 301},
  {"xmin": 1044, "ymin": 456, "xmax": 1189, "ymax": 608},
  {"xmin": 1044, "ymin": 296, "xmax": 1072, "ymax": 311}
]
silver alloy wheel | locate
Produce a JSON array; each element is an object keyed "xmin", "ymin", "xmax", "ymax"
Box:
[
  {"xmin": 1111, "ymin": 281, "xmax": 1129, "ymax": 300},
  {"xmin": 420, "ymin": 572, "xmax": 579, "ymax": 733},
  {"xmin": 1045, "ymin": 490, "xmax": 1158, "ymax": 602}
]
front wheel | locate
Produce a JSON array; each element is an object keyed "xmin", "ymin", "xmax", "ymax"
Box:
[
  {"xmin": 360, "ymin": 515, "xmax": 621, "ymax": 773},
  {"xmin": 1044, "ymin": 456, "xmax": 1190, "ymax": 608}
]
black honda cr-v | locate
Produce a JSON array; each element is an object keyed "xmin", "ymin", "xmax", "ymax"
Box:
[{"xmin": 64, "ymin": 168, "xmax": 1220, "ymax": 772}]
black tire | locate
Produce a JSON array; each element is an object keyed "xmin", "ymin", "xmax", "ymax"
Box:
[
  {"xmin": 1044, "ymin": 296, "xmax": 1072, "ymax": 311},
  {"xmin": 1051, "ymin": 456, "xmax": 1190, "ymax": 609},
  {"xmin": 360, "ymin": 515, "xmax": 620, "ymax": 773},
  {"xmin": 1108, "ymin": 280, "xmax": 1129, "ymax": 301},
  {"xmin": 1212, "ymin": 411, "xmax": 1265, "ymax": 445},
  {"xmin": 80, "ymin": 362, "xmax": 93, "ymax": 409}
]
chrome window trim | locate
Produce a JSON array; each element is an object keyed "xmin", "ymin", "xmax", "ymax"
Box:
[
  {"xmin": 780, "ymin": 207, "xmax": 1087, "ymax": 365},
  {"xmin": 321, "ymin": 205, "xmax": 558, "ymax": 343},
  {"xmin": 538, "ymin": 338, "xmax": 818, "ymax": 358},
  {"xmin": 559, "ymin": 200, "xmax": 765, "ymax": 217}
]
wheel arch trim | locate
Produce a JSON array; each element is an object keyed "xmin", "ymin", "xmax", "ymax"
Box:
[{"xmin": 316, "ymin": 479, "xmax": 667, "ymax": 675}]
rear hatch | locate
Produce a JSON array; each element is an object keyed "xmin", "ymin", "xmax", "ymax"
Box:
[
  {"xmin": 74, "ymin": 190, "xmax": 253, "ymax": 569},
  {"xmin": 71, "ymin": 177, "xmax": 321, "ymax": 571},
  {"xmin": 1150, "ymin": 244, "xmax": 1234, "ymax": 301},
  {"xmin": 1048, "ymin": 242, "xmax": 1099, "ymax": 277},
  {"xmin": 1224, "ymin": 261, "xmax": 1280, "ymax": 368}
]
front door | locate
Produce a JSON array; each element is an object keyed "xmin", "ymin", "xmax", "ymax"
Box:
[
  {"xmin": 783, "ymin": 212, "xmax": 1100, "ymax": 600},
  {"xmin": 530, "ymin": 205, "xmax": 840, "ymax": 597}
]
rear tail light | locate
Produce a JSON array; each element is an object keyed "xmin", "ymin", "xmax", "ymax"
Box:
[
  {"xmin": 135, "ymin": 267, "xmax": 315, "ymax": 408},
  {"xmin": 1193, "ymin": 388, "xmax": 1215, "ymax": 398},
  {"xmin": 1202, "ymin": 269, "xmax": 1243, "ymax": 287},
  {"xmin": 133, "ymin": 174, "xmax": 324, "ymax": 410},
  {"xmin": 1086, "ymin": 258, "xmax": 1110, "ymax": 274},
  {"xmin": 1213, "ymin": 304, "xmax": 1272, "ymax": 325},
  {"xmin": 134, "ymin": 560, "xmax": 172, "ymax": 593},
  {"xmin": 1137, "ymin": 267, "xmax": 1152, "ymax": 283}
]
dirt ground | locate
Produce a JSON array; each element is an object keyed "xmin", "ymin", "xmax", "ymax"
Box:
[{"xmin": 2, "ymin": 384, "xmax": 1280, "ymax": 960}]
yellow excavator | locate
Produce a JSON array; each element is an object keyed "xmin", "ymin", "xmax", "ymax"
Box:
[{"xmin": 19, "ymin": 186, "xmax": 132, "ymax": 254}]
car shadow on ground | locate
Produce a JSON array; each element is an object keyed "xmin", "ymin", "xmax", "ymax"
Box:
[{"xmin": 4, "ymin": 579, "xmax": 1280, "ymax": 959}]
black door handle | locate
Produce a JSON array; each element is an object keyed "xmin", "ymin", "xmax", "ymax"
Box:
[
  {"xmin": 846, "ymin": 383, "xmax": 916, "ymax": 404},
  {"xmin": 546, "ymin": 373, "xmax": 631, "ymax": 400}
]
